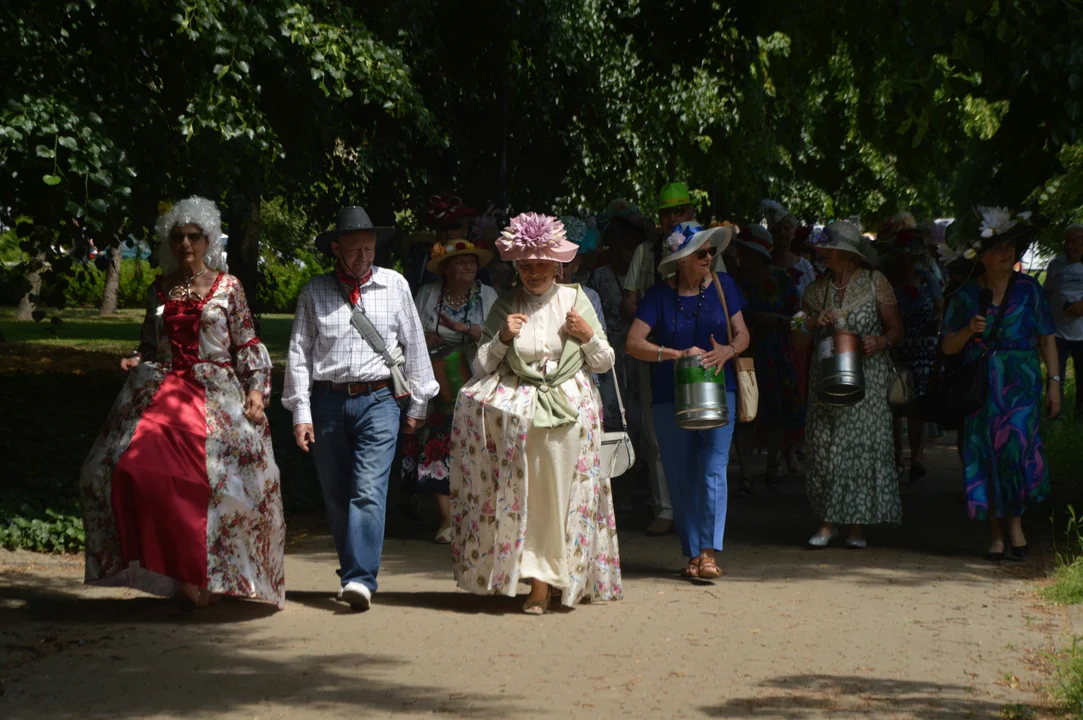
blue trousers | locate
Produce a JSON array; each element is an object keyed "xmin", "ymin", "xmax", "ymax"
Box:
[
  {"xmin": 652, "ymin": 395, "xmax": 735, "ymax": 558},
  {"xmin": 310, "ymin": 386, "xmax": 401, "ymax": 593}
]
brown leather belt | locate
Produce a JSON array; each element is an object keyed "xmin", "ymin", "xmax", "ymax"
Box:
[{"xmin": 313, "ymin": 380, "xmax": 390, "ymax": 397}]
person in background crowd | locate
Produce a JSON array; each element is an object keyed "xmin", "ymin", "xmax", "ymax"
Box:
[
  {"xmin": 764, "ymin": 199, "xmax": 816, "ymax": 299},
  {"xmin": 450, "ymin": 213, "xmax": 621, "ymax": 614},
  {"xmin": 1044, "ymin": 223, "xmax": 1083, "ymax": 418},
  {"xmin": 80, "ymin": 196, "xmax": 284, "ymax": 610},
  {"xmin": 407, "ymin": 238, "xmax": 498, "ymax": 543},
  {"xmin": 405, "ymin": 195, "xmax": 476, "ymax": 295},
  {"xmin": 943, "ymin": 209, "xmax": 1060, "ymax": 561},
  {"xmin": 622, "ymin": 183, "xmax": 689, "ymax": 536},
  {"xmin": 625, "ymin": 222, "xmax": 748, "ymax": 579},
  {"xmin": 732, "ymin": 225, "xmax": 804, "ymax": 494},
  {"xmin": 886, "ymin": 227, "xmax": 944, "ymax": 482},
  {"xmin": 283, "ymin": 206, "xmax": 439, "ymax": 612},
  {"xmin": 795, "ymin": 221, "xmax": 903, "ymax": 549}
]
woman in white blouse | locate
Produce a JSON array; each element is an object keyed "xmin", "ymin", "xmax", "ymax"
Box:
[
  {"xmin": 405, "ymin": 240, "xmax": 498, "ymax": 542},
  {"xmin": 449, "ymin": 213, "xmax": 623, "ymax": 615}
]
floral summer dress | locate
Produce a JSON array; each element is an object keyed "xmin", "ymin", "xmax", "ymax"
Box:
[
  {"xmin": 449, "ymin": 284, "xmax": 622, "ymax": 607},
  {"xmin": 804, "ymin": 269, "xmax": 902, "ymax": 526},
  {"xmin": 79, "ymin": 274, "xmax": 285, "ymax": 608},
  {"xmin": 944, "ymin": 274, "xmax": 1054, "ymax": 520}
]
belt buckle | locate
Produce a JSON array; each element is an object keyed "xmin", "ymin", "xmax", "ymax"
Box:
[{"xmin": 347, "ymin": 382, "xmax": 364, "ymax": 397}]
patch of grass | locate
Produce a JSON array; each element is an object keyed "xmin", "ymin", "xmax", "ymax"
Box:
[{"xmin": 1049, "ymin": 637, "xmax": 1083, "ymax": 717}]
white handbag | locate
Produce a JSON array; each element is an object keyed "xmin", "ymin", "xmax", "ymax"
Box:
[{"xmin": 599, "ymin": 366, "xmax": 635, "ymax": 478}]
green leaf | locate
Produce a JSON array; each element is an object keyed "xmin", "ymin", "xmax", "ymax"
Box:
[
  {"xmin": 57, "ymin": 136, "xmax": 77, "ymax": 150},
  {"xmin": 35, "ymin": 145, "xmax": 55, "ymax": 158},
  {"xmin": 64, "ymin": 200, "xmax": 84, "ymax": 217},
  {"xmin": 42, "ymin": 174, "xmax": 62, "ymax": 186},
  {"xmin": 88, "ymin": 198, "xmax": 108, "ymax": 214},
  {"xmin": 216, "ymin": 64, "xmax": 229, "ymax": 79}
]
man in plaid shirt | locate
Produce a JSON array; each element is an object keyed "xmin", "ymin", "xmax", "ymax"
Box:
[{"xmin": 283, "ymin": 206, "xmax": 439, "ymax": 612}]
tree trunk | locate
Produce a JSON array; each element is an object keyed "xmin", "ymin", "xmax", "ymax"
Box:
[
  {"xmin": 14, "ymin": 254, "xmax": 44, "ymax": 321},
  {"xmin": 226, "ymin": 196, "xmax": 262, "ymax": 314},
  {"xmin": 99, "ymin": 243, "xmax": 123, "ymax": 316}
]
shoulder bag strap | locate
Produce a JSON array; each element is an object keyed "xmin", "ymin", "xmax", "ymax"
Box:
[
  {"xmin": 336, "ymin": 283, "xmax": 401, "ymax": 369},
  {"xmin": 984, "ymin": 271, "xmax": 1017, "ymax": 355},
  {"xmin": 711, "ymin": 271, "xmax": 735, "ymax": 346}
]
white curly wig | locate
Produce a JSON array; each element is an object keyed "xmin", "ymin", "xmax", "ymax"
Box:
[{"xmin": 154, "ymin": 196, "xmax": 228, "ymax": 274}]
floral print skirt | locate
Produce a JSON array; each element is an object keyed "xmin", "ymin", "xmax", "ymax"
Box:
[
  {"xmin": 449, "ymin": 368, "xmax": 622, "ymax": 607},
  {"xmin": 79, "ymin": 362, "xmax": 285, "ymax": 608}
]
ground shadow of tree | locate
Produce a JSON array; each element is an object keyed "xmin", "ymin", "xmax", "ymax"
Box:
[
  {"xmin": 0, "ymin": 573, "xmax": 525, "ymax": 718},
  {"xmin": 698, "ymin": 674, "xmax": 1040, "ymax": 719}
]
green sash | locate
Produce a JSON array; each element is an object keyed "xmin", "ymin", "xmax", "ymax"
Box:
[{"xmin": 482, "ymin": 284, "xmax": 608, "ymax": 428}]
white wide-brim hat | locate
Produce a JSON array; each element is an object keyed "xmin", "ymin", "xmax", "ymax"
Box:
[{"xmin": 657, "ymin": 222, "xmax": 733, "ymax": 276}]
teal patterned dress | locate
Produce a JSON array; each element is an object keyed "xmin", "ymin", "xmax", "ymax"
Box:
[{"xmin": 944, "ymin": 274, "xmax": 1055, "ymax": 520}]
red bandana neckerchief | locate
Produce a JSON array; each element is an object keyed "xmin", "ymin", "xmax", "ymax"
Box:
[{"xmin": 338, "ymin": 269, "xmax": 373, "ymax": 306}]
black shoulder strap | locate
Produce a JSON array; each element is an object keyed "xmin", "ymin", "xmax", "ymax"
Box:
[{"xmin": 986, "ymin": 271, "xmax": 1017, "ymax": 353}]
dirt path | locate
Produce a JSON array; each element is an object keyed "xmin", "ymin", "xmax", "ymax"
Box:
[{"xmin": 0, "ymin": 438, "xmax": 1067, "ymax": 719}]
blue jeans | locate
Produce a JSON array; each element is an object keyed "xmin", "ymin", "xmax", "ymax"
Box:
[
  {"xmin": 652, "ymin": 396, "xmax": 736, "ymax": 558},
  {"xmin": 310, "ymin": 386, "xmax": 401, "ymax": 593}
]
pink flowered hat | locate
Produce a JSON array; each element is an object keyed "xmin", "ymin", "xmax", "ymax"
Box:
[{"xmin": 495, "ymin": 213, "xmax": 579, "ymax": 263}]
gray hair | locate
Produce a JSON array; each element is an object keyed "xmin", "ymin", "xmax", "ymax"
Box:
[{"xmin": 154, "ymin": 196, "xmax": 228, "ymax": 274}]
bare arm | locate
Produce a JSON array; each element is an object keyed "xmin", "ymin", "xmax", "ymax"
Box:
[
  {"xmin": 1042, "ymin": 334, "xmax": 1062, "ymax": 418},
  {"xmin": 620, "ymin": 289, "xmax": 639, "ymax": 322},
  {"xmin": 625, "ymin": 318, "xmax": 682, "ymax": 363}
]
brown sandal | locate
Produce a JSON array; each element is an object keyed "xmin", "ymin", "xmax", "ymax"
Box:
[
  {"xmin": 697, "ymin": 558, "xmax": 722, "ymax": 579},
  {"xmin": 680, "ymin": 558, "xmax": 700, "ymax": 578}
]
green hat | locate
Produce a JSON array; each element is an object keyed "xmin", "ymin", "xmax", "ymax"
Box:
[{"xmin": 657, "ymin": 182, "xmax": 692, "ymax": 211}]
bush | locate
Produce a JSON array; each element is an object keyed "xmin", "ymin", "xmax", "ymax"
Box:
[
  {"xmin": 0, "ymin": 507, "xmax": 85, "ymax": 553},
  {"xmin": 258, "ymin": 254, "xmax": 329, "ymax": 313},
  {"xmin": 60, "ymin": 259, "xmax": 155, "ymax": 309}
]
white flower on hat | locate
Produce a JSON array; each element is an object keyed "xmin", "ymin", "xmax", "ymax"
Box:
[{"xmin": 978, "ymin": 206, "xmax": 1017, "ymax": 239}]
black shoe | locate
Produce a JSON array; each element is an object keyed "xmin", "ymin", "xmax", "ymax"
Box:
[
  {"xmin": 908, "ymin": 462, "xmax": 927, "ymax": 483},
  {"xmin": 986, "ymin": 551, "xmax": 1005, "ymax": 562},
  {"xmin": 1010, "ymin": 544, "xmax": 1029, "ymax": 560}
]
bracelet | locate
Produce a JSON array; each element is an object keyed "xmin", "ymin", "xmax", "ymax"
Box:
[
  {"xmin": 1050, "ymin": 375, "xmax": 1062, "ymax": 384},
  {"xmin": 657, "ymin": 345, "xmax": 665, "ymax": 362}
]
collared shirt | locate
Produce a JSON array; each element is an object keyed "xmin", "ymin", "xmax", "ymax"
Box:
[{"xmin": 283, "ymin": 268, "xmax": 439, "ymax": 424}]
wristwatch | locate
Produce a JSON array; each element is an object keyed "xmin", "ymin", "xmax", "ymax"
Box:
[{"xmin": 1050, "ymin": 375, "xmax": 1062, "ymax": 383}]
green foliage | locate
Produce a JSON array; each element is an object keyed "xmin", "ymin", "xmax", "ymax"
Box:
[
  {"xmin": 0, "ymin": 506, "xmax": 85, "ymax": 554},
  {"xmin": 60, "ymin": 260, "xmax": 155, "ymax": 310},
  {"xmin": 1049, "ymin": 636, "xmax": 1083, "ymax": 717}
]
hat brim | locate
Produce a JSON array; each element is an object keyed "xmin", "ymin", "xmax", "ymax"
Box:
[
  {"xmin": 498, "ymin": 238, "xmax": 579, "ymax": 264},
  {"xmin": 736, "ymin": 238, "xmax": 772, "ymax": 261},
  {"xmin": 977, "ymin": 223, "xmax": 1040, "ymax": 256},
  {"xmin": 426, "ymin": 247, "xmax": 493, "ymax": 274},
  {"xmin": 315, "ymin": 226, "xmax": 395, "ymax": 256},
  {"xmin": 813, "ymin": 239, "xmax": 870, "ymax": 263},
  {"xmin": 657, "ymin": 198, "xmax": 693, "ymax": 211},
  {"xmin": 658, "ymin": 226, "xmax": 733, "ymax": 275}
]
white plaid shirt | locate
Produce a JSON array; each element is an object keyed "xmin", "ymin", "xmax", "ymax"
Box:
[{"xmin": 283, "ymin": 268, "xmax": 439, "ymax": 424}]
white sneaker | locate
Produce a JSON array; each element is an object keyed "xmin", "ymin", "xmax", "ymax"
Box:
[
  {"xmin": 807, "ymin": 529, "xmax": 838, "ymax": 548},
  {"xmin": 845, "ymin": 537, "xmax": 867, "ymax": 549},
  {"xmin": 340, "ymin": 581, "xmax": 372, "ymax": 611},
  {"xmin": 335, "ymin": 587, "xmax": 344, "ymax": 602}
]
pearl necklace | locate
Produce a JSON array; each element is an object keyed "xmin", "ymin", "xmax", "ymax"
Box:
[{"xmin": 444, "ymin": 287, "xmax": 472, "ymax": 308}]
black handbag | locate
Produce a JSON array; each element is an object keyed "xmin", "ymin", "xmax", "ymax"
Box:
[{"xmin": 946, "ymin": 273, "xmax": 1016, "ymax": 420}]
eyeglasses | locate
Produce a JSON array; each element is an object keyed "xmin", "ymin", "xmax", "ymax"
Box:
[
  {"xmin": 170, "ymin": 231, "xmax": 206, "ymax": 244},
  {"xmin": 694, "ymin": 246, "xmax": 718, "ymax": 260},
  {"xmin": 660, "ymin": 205, "xmax": 691, "ymax": 218}
]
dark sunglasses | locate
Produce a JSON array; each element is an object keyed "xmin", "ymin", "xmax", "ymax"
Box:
[
  {"xmin": 694, "ymin": 246, "xmax": 718, "ymax": 260},
  {"xmin": 169, "ymin": 231, "xmax": 206, "ymax": 244}
]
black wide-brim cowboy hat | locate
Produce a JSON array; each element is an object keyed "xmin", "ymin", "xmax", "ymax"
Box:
[{"xmin": 314, "ymin": 206, "xmax": 395, "ymax": 256}]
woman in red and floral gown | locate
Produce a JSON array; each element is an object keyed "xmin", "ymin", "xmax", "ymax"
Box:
[{"xmin": 80, "ymin": 197, "xmax": 285, "ymax": 609}]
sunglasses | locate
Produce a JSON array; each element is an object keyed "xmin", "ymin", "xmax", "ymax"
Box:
[
  {"xmin": 694, "ymin": 246, "xmax": 718, "ymax": 260},
  {"xmin": 170, "ymin": 231, "xmax": 206, "ymax": 244}
]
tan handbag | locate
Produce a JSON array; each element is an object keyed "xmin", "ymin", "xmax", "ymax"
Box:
[{"xmin": 712, "ymin": 272, "xmax": 759, "ymax": 423}]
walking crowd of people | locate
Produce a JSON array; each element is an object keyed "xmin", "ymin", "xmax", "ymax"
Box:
[{"xmin": 77, "ymin": 187, "xmax": 1071, "ymax": 614}]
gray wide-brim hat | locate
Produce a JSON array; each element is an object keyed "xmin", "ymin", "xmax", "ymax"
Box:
[
  {"xmin": 315, "ymin": 206, "xmax": 395, "ymax": 256},
  {"xmin": 816, "ymin": 220, "xmax": 875, "ymax": 263}
]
